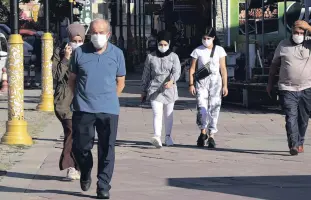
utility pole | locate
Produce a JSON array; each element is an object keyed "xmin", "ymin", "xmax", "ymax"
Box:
[
  {"xmin": 69, "ymin": 0, "xmax": 74, "ymax": 23},
  {"xmin": 142, "ymin": 0, "xmax": 146, "ymax": 58},
  {"xmin": 305, "ymin": 0, "xmax": 310, "ymax": 22},
  {"xmin": 118, "ymin": 0, "xmax": 125, "ymax": 49},
  {"xmin": 245, "ymin": 0, "xmax": 250, "ymax": 81},
  {"xmin": 138, "ymin": 0, "xmax": 142, "ymax": 60}
]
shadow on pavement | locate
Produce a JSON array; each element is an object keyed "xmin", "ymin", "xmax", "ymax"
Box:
[
  {"xmin": 2, "ymin": 171, "xmax": 70, "ymax": 182},
  {"xmin": 115, "ymin": 140, "xmax": 289, "ymax": 156},
  {"xmin": 0, "ymin": 185, "xmax": 95, "ymax": 198},
  {"xmin": 32, "ymin": 138, "xmax": 289, "ymax": 156},
  {"xmin": 206, "ymin": 147, "xmax": 290, "ymax": 156},
  {"xmin": 167, "ymin": 175, "xmax": 311, "ymax": 200}
]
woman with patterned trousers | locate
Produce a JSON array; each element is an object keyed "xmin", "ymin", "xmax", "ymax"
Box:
[
  {"xmin": 188, "ymin": 27, "xmax": 228, "ymax": 148},
  {"xmin": 52, "ymin": 24, "xmax": 85, "ymax": 180},
  {"xmin": 141, "ymin": 31, "xmax": 181, "ymax": 148}
]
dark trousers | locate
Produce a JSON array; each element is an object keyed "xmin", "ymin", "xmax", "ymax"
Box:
[
  {"xmin": 72, "ymin": 111, "xmax": 119, "ymax": 191},
  {"xmin": 279, "ymin": 88, "xmax": 311, "ymax": 148},
  {"xmin": 55, "ymin": 112, "xmax": 77, "ymax": 171}
]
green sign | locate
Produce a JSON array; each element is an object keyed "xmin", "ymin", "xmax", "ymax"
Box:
[{"xmin": 80, "ymin": 0, "xmax": 93, "ymax": 25}]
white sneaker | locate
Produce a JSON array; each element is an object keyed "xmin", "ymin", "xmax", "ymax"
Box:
[
  {"xmin": 150, "ymin": 136, "xmax": 162, "ymax": 148},
  {"xmin": 66, "ymin": 167, "xmax": 80, "ymax": 180},
  {"xmin": 165, "ymin": 135, "xmax": 174, "ymax": 146}
]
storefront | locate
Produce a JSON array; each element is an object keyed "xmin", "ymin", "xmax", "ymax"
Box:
[
  {"xmin": 224, "ymin": 0, "xmax": 311, "ymax": 108},
  {"xmin": 228, "ymin": 0, "xmax": 310, "ymax": 50}
]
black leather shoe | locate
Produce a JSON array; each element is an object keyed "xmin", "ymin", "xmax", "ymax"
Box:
[
  {"xmin": 97, "ymin": 190, "xmax": 110, "ymax": 199},
  {"xmin": 80, "ymin": 177, "xmax": 92, "ymax": 191}
]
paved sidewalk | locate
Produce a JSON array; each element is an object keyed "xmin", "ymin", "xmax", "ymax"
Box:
[
  {"xmin": 0, "ymin": 90, "xmax": 56, "ymax": 178},
  {"xmin": 0, "ymin": 80, "xmax": 311, "ymax": 200}
]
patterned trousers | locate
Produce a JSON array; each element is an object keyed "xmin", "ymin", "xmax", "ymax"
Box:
[{"xmin": 195, "ymin": 74, "xmax": 222, "ymax": 134}]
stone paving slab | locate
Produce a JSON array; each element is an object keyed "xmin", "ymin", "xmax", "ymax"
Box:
[
  {"xmin": 0, "ymin": 90, "xmax": 56, "ymax": 181},
  {"xmin": 0, "ymin": 81, "xmax": 311, "ymax": 200}
]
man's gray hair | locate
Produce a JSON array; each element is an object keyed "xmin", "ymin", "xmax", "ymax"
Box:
[{"xmin": 90, "ymin": 18, "xmax": 111, "ymax": 32}]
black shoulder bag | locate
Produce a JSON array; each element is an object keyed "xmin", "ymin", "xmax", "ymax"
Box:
[{"xmin": 193, "ymin": 45, "xmax": 216, "ymax": 82}]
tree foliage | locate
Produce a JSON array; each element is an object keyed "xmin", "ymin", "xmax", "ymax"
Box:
[{"xmin": 0, "ymin": 0, "xmax": 10, "ymax": 23}]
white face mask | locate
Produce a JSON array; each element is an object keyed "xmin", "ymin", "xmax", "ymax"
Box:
[
  {"xmin": 158, "ymin": 45, "xmax": 169, "ymax": 53},
  {"xmin": 292, "ymin": 34, "xmax": 304, "ymax": 44},
  {"xmin": 70, "ymin": 42, "xmax": 83, "ymax": 50},
  {"xmin": 91, "ymin": 34, "xmax": 108, "ymax": 49},
  {"xmin": 202, "ymin": 39, "xmax": 213, "ymax": 47}
]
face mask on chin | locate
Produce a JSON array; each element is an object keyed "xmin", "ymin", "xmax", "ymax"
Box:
[
  {"xmin": 202, "ymin": 39, "xmax": 213, "ymax": 47},
  {"xmin": 292, "ymin": 34, "xmax": 304, "ymax": 44},
  {"xmin": 70, "ymin": 42, "xmax": 83, "ymax": 50},
  {"xmin": 158, "ymin": 45, "xmax": 169, "ymax": 53},
  {"xmin": 91, "ymin": 34, "xmax": 108, "ymax": 49}
]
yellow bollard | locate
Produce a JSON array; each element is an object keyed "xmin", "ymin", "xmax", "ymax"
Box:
[
  {"xmin": 1, "ymin": 34, "xmax": 33, "ymax": 145},
  {"xmin": 36, "ymin": 33, "xmax": 54, "ymax": 112}
]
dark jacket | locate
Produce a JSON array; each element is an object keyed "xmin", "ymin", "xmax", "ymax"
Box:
[{"xmin": 52, "ymin": 45, "xmax": 73, "ymax": 120}]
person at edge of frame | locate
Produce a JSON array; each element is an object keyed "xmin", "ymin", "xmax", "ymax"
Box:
[{"xmin": 267, "ymin": 20, "xmax": 311, "ymax": 156}]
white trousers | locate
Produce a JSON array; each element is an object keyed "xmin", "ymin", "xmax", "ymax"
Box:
[
  {"xmin": 151, "ymin": 100, "xmax": 175, "ymax": 137},
  {"xmin": 196, "ymin": 74, "xmax": 222, "ymax": 134}
]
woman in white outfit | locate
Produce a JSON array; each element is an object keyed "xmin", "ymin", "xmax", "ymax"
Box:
[
  {"xmin": 189, "ymin": 27, "xmax": 228, "ymax": 148},
  {"xmin": 141, "ymin": 31, "xmax": 181, "ymax": 148}
]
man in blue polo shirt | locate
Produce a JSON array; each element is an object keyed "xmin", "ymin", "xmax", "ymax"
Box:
[{"xmin": 68, "ymin": 18, "xmax": 126, "ymax": 199}]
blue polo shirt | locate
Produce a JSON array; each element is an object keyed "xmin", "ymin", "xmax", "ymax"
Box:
[{"xmin": 70, "ymin": 42, "xmax": 126, "ymax": 115}]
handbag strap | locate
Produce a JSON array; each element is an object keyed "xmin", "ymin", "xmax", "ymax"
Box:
[
  {"xmin": 195, "ymin": 45, "xmax": 217, "ymax": 72},
  {"xmin": 148, "ymin": 54, "xmax": 174, "ymax": 94}
]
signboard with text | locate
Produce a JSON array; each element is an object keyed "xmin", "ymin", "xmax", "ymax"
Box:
[{"xmin": 80, "ymin": 0, "xmax": 93, "ymax": 25}]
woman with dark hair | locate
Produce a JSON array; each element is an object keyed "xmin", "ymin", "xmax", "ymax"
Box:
[
  {"xmin": 52, "ymin": 23, "xmax": 85, "ymax": 180},
  {"xmin": 141, "ymin": 31, "xmax": 181, "ymax": 148},
  {"xmin": 188, "ymin": 27, "xmax": 228, "ymax": 148}
]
